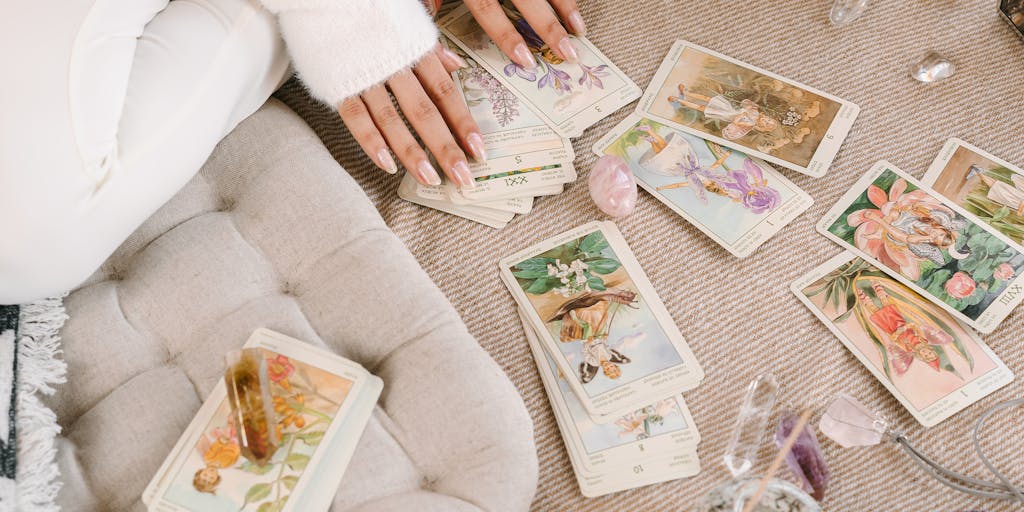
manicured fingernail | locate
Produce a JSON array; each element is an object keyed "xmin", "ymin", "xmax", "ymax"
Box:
[
  {"xmin": 557, "ymin": 37, "xmax": 578, "ymax": 62},
  {"xmin": 512, "ymin": 43, "xmax": 537, "ymax": 70},
  {"xmin": 441, "ymin": 47, "xmax": 468, "ymax": 69},
  {"xmin": 376, "ymin": 148, "xmax": 398, "ymax": 174},
  {"xmin": 568, "ymin": 11, "xmax": 587, "ymax": 36},
  {"xmin": 466, "ymin": 132, "xmax": 487, "ymax": 162},
  {"xmin": 415, "ymin": 160, "xmax": 442, "ymax": 186},
  {"xmin": 451, "ymin": 160, "xmax": 475, "ymax": 190}
]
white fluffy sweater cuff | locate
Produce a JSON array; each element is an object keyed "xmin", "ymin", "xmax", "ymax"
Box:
[{"xmin": 260, "ymin": 0, "xmax": 439, "ymax": 106}]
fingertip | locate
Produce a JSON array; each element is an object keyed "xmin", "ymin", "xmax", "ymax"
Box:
[
  {"xmin": 466, "ymin": 132, "xmax": 487, "ymax": 163},
  {"xmin": 376, "ymin": 148, "xmax": 398, "ymax": 174},
  {"xmin": 567, "ymin": 10, "xmax": 587, "ymax": 36},
  {"xmin": 414, "ymin": 160, "xmax": 442, "ymax": 186},
  {"xmin": 557, "ymin": 37, "xmax": 579, "ymax": 63},
  {"xmin": 512, "ymin": 42, "xmax": 538, "ymax": 70},
  {"xmin": 451, "ymin": 160, "xmax": 476, "ymax": 190},
  {"xmin": 437, "ymin": 46, "xmax": 468, "ymax": 72}
]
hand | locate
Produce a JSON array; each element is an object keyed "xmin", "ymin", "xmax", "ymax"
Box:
[
  {"xmin": 338, "ymin": 44, "xmax": 484, "ymax": 189},
  {"xmin": 463, "ymin": 0, "xmax": 586, "ymax": 69}
]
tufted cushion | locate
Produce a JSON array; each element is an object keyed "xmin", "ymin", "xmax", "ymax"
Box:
[{"xmin": 50, "ymin": 99, "xmax": 538, "ymax": 511}]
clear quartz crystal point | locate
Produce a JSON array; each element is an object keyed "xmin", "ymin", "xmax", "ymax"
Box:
[
  {"xmin": 911, "ymin": 52, "xmax": 956, "ymax": 83},
  {"xmin": 723, "ymin": 373, "xmax": 780, "ymax": 477},
  {"xmin": 830, "ymin": 0, "xmax": 869, "ymax": 26},
  {"xmin": 818, "ymin": 394, "xmax": 891, "ymax": 448}
]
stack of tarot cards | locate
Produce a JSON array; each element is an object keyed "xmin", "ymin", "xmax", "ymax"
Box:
[
  {"xmin": 500, "ymin": 221, "xmax": 705, "ymax": 496},
  {"xmin": 592, "ymin": 39, "xmax": 864, "ymax": 257},
  {"xmin": 397, "ymin": 4, "xmax": 642, "ymax": 228},
  {"xmin": 143, "ymin": 329, "xmax": 383, "ymax": 512},
  {"xmin": 792, "ymin": 140, "xmax": 1022, "ymax": 427}
]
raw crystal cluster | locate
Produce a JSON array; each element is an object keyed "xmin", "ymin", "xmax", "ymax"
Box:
[
  {"xmin": 224, "ymin": 349, "xmax": 282, "ymax": 466},
  {"xmin": 588, "ymin": 155, "xmax": 638, "ymax": 217},
  {"xmin": 775, "ymin": 412, "xmax": 830, "ymax": 500}
]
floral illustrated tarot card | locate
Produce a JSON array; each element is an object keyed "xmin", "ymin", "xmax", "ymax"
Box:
[
  {"xmin": 793, "ymin": 252, "xmax": 1013, "ymax": 427},
  {"xmin": 439, "ymin": 4, "xmax": 641, "ymax": 138},
  {"xmin": 144, "ymin": 329, "xmax": 382, "ymax": 512},
  {"xmin": 638, "ymin": 40, "xmax": 859, "ymax": 178},
  {"xmin": 401, "ymin": 173, "xmax": 515, "ymax": 230},
  {"xmin": 593, "ymin": 114, "xmax": 813, "ymax": 257},
  {"xmin": 923, "ymin": 138, "xmax": 1024, "ymax": 247},
  {"xmin": 447, "ymin": 162, "xmax": 578, "ymax": 203},
  {"xmin": 447, "ymin": 40, "xmax": 575, "ymax": 175},
  {"xmin": 521, "ymin": 312, "xmax": 701, "ymax": 498},
  {"xmin": 499, "ymin": 221, "xmax": 704, "ymax": 418},
  {"xmin": 817, "ymin": 161, "xmax": 1024, "ymax": 334}
]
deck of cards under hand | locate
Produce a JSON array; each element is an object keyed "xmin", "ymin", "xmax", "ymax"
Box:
[
  {"xmin": 500, "ymin": 221, "xmax": 705, "ymax": 496},
  {"xmin": 397, "ymin": 5, "xmax": 640, "ymax": 229}
]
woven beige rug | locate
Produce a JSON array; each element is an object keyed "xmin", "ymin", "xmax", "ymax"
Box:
[{"xmin": 276, "ymin": 1, "xmax": 1024, "ymax": 509}]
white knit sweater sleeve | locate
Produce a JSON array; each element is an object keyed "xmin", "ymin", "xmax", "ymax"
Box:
[{"xmin": 259, "ymin": 0, "xmax": 439, "ymax": 107}]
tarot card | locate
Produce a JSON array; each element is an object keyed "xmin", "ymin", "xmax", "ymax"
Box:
[
  {"xmin": 439, "ymin": 5, "xmax": 641, "ymax": 138},
  {"xmin": 445, "ymin": 182, "xmax": 564, "ymax": 205},
  {"xmin": 449, "ymin": 163, "xmax": 577, "ymax": 202},
  {"xmin": 475, "ymin": 196, "xmax": 534, "ymax": 214},
  {"xmin": 545, "ymin": 387, "xmax": 701, "ymax": 499},
  {"xmin": 792, "ymin": 252, "xmax": 1014, "ymax": 427},
  {"xmin": 449, "ymin": 43, "xmax": 576, "ymax": 172},
  {"xmin": 817, "ymin": 161, "xmax": 1024, "ymax": 334},
  {"xmin": 145, "ymin": 329, "xmax": 382, "ymax": 512},
  {"xmin": 637, "ymin": 40, "xmax": 859, "ymax": 177},
  {"xmin": 500, "ymin": 221, "xmax": 704, "ymax": 418},
  {"xmin": 521, "ymin": 313, "xmax": 700, "ymax": 472},
  {"xmin": 398, "ymin": 174, "xmax": 513, "ymax": 229},
  {"xmin": 593, "ymin": 114, "xmax": 813, "ymax": 257},
  {"xmin": 923, "ymin": 138, "xmax": 1024, "ymax": 247},
  {"xmin": 521, "ymin": 318, "xmax": 701, "ymax": 496}
]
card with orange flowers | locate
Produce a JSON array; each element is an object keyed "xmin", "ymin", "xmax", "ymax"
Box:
[{"xmin": 143, "ymin": 329, "xmax": 382, "ymax": 512}]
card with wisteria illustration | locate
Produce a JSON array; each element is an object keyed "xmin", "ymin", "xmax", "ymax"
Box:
[
  {"xmin": 793, "ymin": 252, "xmax": 1013, "ymax": 427},
  {"xmin": 594, "ymin": 114, "xmax": 812, "ymax": 257},
  {"xmin": 440, "ymin": 5, "xmax": 641, "ymax": 138},
  {"xmin": 638, "ymin": 40, "xmax": 859, "ymax": 177},
  {"xmin": 817, "ymin": 161, "xmax": 1024, "ymax": 334},
  {"xmin": 448, "ymin": 41, "xmax": 575, "ymax": 174}
]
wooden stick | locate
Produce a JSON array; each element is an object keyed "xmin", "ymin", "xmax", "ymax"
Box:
[
  {"xmin": 740, "ymin": 409, "xmax": 814, "ymax": 512},
  {"xmin": 656, "ymin": 181, "xmax": 691, "ymax": 191},
  {"xmin": 708, "ymin": 151, "xmax": 732, "ymax": 170}
]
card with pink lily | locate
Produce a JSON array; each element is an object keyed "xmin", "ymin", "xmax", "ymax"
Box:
[{"xmin": 818, "ymin": 161, "xmax": 1024, "ymax": 334}]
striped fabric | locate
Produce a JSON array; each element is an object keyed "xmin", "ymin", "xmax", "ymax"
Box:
[{"xmin": 275, "ymin": 1, "xmax": 1024, "ymax": 508}]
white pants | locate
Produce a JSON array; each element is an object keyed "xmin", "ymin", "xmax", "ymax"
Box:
[{"xmin": 0, "ymin": 0, "xmax": 290, "ymax": 304}]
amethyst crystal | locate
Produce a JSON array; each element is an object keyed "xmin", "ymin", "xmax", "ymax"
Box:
[{"xmin": 775, "ymin": 411, "xmax": 830, "ymax": 501}]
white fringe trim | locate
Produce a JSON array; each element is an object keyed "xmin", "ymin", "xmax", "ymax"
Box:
[{"xmin": 14, "ymin": 297, "xmax": 68, "ymax": 512}]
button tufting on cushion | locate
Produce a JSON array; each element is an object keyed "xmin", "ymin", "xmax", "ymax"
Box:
[{"xmin": 52, "ymin": 99, "xmax": 538, "ymax": 511}]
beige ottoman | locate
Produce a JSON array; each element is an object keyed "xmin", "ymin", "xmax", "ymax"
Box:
[{"xmin": 49, "ymin": 99, "xmax": 537, "ymax": 511}]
